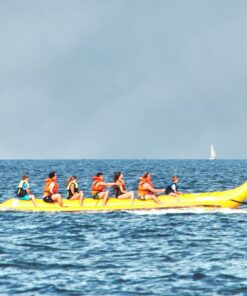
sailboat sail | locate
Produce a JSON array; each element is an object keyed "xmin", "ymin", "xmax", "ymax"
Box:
[{"xmin": 209, "ymin": 145, "xmax": 216, "ymax": 160}]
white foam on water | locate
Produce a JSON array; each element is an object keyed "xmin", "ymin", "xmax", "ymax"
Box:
[{"xmin": 125, "ymin": 207, "xmax": 247, "ymax": 215}]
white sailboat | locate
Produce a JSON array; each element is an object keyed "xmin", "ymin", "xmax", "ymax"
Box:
[{"xmin": 209, "ymin": 144, "xmax": 216, "ymax": 160}]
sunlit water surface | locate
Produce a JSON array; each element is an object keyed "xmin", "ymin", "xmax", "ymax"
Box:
[{"xmin": 0, "ymin": 160, "xmax": 247, "ymax": 295}]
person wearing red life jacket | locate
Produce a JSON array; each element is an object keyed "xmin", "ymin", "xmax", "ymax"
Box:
[
  {"xmin": 43, "ymin": 171, "xmax": 63, "ymax": 207},
  {"xmin": 91, "ymin": 172, "xmax": 117, "ymax": 206},
  {"xmin": 137, "ymin": 172, "xmax": 165, "ymax": 204},
  {"xmin": 113, "ymin": 172, "xmax": 135, "ymax": 206}
]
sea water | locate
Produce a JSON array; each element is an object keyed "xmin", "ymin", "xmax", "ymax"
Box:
[{"xmin": 0, "ymin": 159, "xmax": 247, "ymax": 295}]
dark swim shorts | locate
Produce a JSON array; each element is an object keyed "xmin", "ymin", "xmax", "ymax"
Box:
[
  {"xmin": 43, "ymin": 196, "xmax": 53, "ymax": 203},
  {"xmin": 91, "ymin": 192, "xmax": 101, "ymax": 199}
]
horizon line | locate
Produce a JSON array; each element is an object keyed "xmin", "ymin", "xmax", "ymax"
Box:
[{"xmin": 0, "ymin": 158, "xmax": 246, "ymax": 161}]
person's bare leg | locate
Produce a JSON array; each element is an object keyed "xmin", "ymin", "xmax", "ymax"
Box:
[
  {"xmin": 103, "ymin": 191, "xmax": 109, "ymax": 206},
  {"xmin": 168, "ymin": 192, "xmax": 180, "ymax": 202},
  {"xmin": 130, "ymin": 191, "xmax": 135, "ymax": 206},
  {"xmin": 151, "ymin": 195, "xmax": 161, "ymax": 204},
  {"xmin": 52, "ymin": 194, "xmax": 63, "ymax": 207},
  {"xmin": 168, "ymin": 192, "xmax": 178, "ymax": 197},
  {"xmin": 117, "ymin": 191, "xmax": 135, "ymax": 206},
  {"xmin": 30, "ymin": 195, "xmax": 37, "ymax": 207},
  {"xmin": 68, "ymin": 191, "xmax": 84, "ymax": 206},
  {"xmin": 79, "ymin": 191, "xmax": 84, "ymax": 206},
  {"xmin": 68, "ymin": 194, "xmax": 79, "ymax": 200}
]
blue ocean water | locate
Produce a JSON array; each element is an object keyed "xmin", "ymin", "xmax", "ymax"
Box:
[{"xmin": 0, "ymin": 159, "xmax": 247, "ymax": 295}]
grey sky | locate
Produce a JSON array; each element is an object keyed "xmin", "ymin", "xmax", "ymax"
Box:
[{"xmin": 1, "ymin": 0, "xmax": 247, "ymax": 159}]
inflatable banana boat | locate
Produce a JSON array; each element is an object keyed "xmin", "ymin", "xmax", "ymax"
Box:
[{"xmin": 0, "ymin": 182, "xmax": 247, "ymax": 212}]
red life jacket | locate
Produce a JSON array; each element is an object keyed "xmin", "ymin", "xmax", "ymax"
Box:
[
  {"xmin": 138, "ymin": 177, "xmax": 153, "ymax": 196},
  {"xmin": 91, "ymin": 176, "xmax": 104, "ymax": 193},
  {"xmin": 43, "ymin": 177, "xmax": 59, "ymax": 196}
]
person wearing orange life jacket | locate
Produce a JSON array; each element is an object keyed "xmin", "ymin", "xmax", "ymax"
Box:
[
  {"xmin": 43, "ymin": 171, "xmax": 63, "ymax": 207},
  {"xmin": 137, "ymin": 172, "xmax": 165, "ymax": 204},
  {"xmin": 91, "ymin": 172, "xmax": 117, "ymax": 206},
  {"xmin": 113, "ymin": 172, "xmax": 135, "ymax": 206},
  {"xmin": 66, "ymin": 176, "xmax": 84, "ymax": 206}
]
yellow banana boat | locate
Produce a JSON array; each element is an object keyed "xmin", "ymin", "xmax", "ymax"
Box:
[{"xmin": 0, "ymin": 182, "xmax": 247, "ymax": 212}]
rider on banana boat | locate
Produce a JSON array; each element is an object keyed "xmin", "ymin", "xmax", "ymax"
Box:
[
  {"xmin": 17, "ymin": 175, "xmax": 37, "ymax": 206},
  {"xmin": 91, "ymin": 173, "xmax": 117, "ymax": 206},
  {"xmin": 137, "ymin": 172, "xmax": 165, "ymax": 204},
  {"xmin": 166, "ymin": 175, "xmax": 182, "ymax": 197},
  {"xmin": 43, "ymin": 171, "xmax": 63, "ymax": 207},
  {"xmin": 66, "ymin": 176, "xmax": 84, "ymax": 206},
  {"xmin": 113, "ymin": 172, "xmax": 135, "ymax": 206}
]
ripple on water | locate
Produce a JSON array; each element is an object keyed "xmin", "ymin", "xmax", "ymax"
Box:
[{"xmin": 0, "ymin": 160, "xmax": 247, "ymax": 295}]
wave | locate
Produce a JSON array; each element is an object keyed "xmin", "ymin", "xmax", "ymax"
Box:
[{"xmin": 125, "ymin": 207, "xmax": 247, "ymax": 215}]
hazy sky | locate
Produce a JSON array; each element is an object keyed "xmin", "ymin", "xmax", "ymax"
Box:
[{"xmin": 1, "ymin": 0, "xmax": 247, "ymax": 159}]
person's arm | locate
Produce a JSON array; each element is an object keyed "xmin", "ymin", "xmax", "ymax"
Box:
[
  {"xmin": 153, "ymin": 188, "xmax": 165, "ymax": 194},
  {"xmin": 24, "ymin": 183, "xmax": 31, "ymax": 194},
  {"xmin": 171, "ymin": 184, "xmax": 177, "ymax": 192},
  {"xmin": 144, "ymin": 183, "xmax": 165, "ymax": 194},
  {"xmin": 103, "ymin": 182, "xmax": 118, "ymax": 187},
  {"xmin": 172, "ymin": 184, "xmax": 182, "ymax": 195},
  {"xmin": 118, "ymin": 183, "xmax": 127, "ymax": 194},
  {"xmin": 49, "ymin": 182, "xmax": 55, "ymax": 194}
]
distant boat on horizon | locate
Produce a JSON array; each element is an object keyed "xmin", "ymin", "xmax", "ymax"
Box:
[{"xmin": 209, "ymin": 144, "xmax": 217, "ymax": 160}]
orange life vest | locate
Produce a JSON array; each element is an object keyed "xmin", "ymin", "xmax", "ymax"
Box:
[
  {"xmin": 138, "ymin": 177, "xmax": 153, "ymax": 196},
  {"xmin": 43, "ymin": 177, "xmax": 59, "ymax": 196},
  {"xmin": 91, "ymin": 176, "xmax": 105, "ymax": 193}
]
